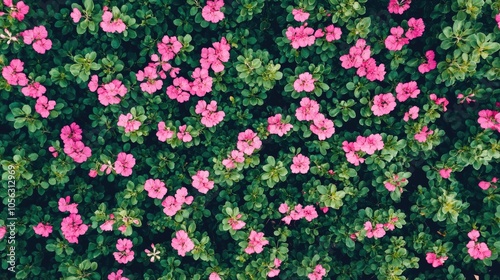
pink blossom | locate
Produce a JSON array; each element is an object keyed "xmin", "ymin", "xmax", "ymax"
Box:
[
  {"xmin": 177, "ymin": 125, "xmax": 193, "ymax": 142},
  {"xmin": 395, "ymin": 81, "xmax": 420, "ymax": 102},
  {"xmin": 372, "ymin": 93, "xmax": 396, "ymax": 116},
  {"xmin": 88, "ymin": 75, "xmax": 99, "ymax": 92},
  {"xmin": 195, "ymin": 100, "xmax": 225, "ymax": 127},
  {"xmin": 364, "ymin": 221, "xmax": 386, "ymax": 239},
  {"xmin": 478, "ymin": 181, "xmax": 492, "ymax": 190},
  {"xmin": 278, "ymin": 203, "xmax": 289, "ymax": 214},
  {"xmin": 244, "ymin": 230, "xmax": 269, "ymax": 254},
  {"xmin": 439, "ymin": 168, "xmax": 452, "ymax": 179},
  {"xmin": 358, "ymin": 134, "xmax": 384, "ymax": 155},
  {"xmin": 108, "ymin": 269, "xmax": 129, "ymax": 280},
  {"xmin": 21, "ymin": 82, "xmax": 46, "ymax": 98},
  {"xmin": 63, "ymin": 140, "xmax": 92, "ymax": 163},
  {"xmin": 295, "ymin": 97, "xmax": 320, "ymax": 121},
  {"xmin": 0, "ymin": 226, "xmax": 6, "ymax": 240},
  {"xmin": 157, "ymin": 35, "xmax": 183, "ymax": 61},
  {"xmin": 100, "ymin": 10, "xmax": 126, "ymax": 33},
  {"xmin": 406, "ymin": 18, "xmax": 425, "ymax": 40},
  {"xmin": 58, "ymin": 196, "xmax": 78, "ymax": 213},
  {"xmin": 385, "ymin": 182, "xmax": 396, "ymax": 192},
  {"xmin": 308, "ymin": 264, "xmax": 326, "ymax": 280},
  {"xmin": 175, "ymin": 187, "xmax": 193, "ymax": 205},
  {"xmin": 430, "ymin": 93, "xmax": 449, "ymax": 112},
  {"xmin": 267, "ymin": 114, "xmax": 293, "ymax": 136},
  {"xmin": 310, "ymin": 113, "xmax": 335, "ymax": 140},
  {"xmin": 113, "ymin": 239, "xmax": 135, "ymax": 264},
  {"xmin": 136, "ymin": 65, "xmax": 163, "ymax": 94},
  {"xmin": 414, "ymin": 126, "xmax": 433, "ymax": 142},
  {"xmin": 302, "ymin": 205, "xmax": 318, "ymax": 221},
  {"xmin": 496, "ymin": 13, "xmax": 500, "ymax": 29},
  {"xmin": 293, "ymin": 72, "xmax": 315, "ymax": 92},
  {"xmin": 156, "ymin": 121, "xmax": 174, "ymax": 142},
  {"xmin": 418, "ymin": 50, "xmax": 437, "ymax": 74},
  {"xmin": 385, "ymin": 26, "xmax": 409, "ymax": 51},
  {"xmin": 228, "ymin": 214, "xmax": 246, "ymax": 230},
  {"xmin": 61, "ymin": 213, "xmax": 88, "ymax": 244},
  {"xmin": 209, "ymin": 272, "xmax": 222, "ymax": 280},
  {"xmin": 7, "ymin": 0, "xmax": 29, "ymax": 21},
  {"xmin": 162, "ymin": 196, "xmax": 182, "ymax": 216},
  {"xmin": 467, "ymin": 241, "xmax": 492, "ymax": 260},
  {"xmin": 114, "ymin": 152, "xmax": 136, "ymax": 177},
  {"xmin": 388, "ymin": 0, "xmax": 411, "ymax": 14},
  {"xmin": 33, "ymin": 222, "xmax": 52, "ymax": 237},
  {"xmin": 477, "ymin": 110, "xmax": 500, "ymax": 131},
  {"xmin": 237, "ymin": 129, "xmax": 262, "ymax": 155},
  {"xmin": 144, "ymin": 179, "xmax": 168, "ymax": 199},
  {"xmin": 286, "ymin": 25, "xmax": 316, "ymax": 49},
  {"xmin": 100, "ymin": 217, "xmax": 115, "ymax": 231},
  {"xmin": 70, "ymin": 8, "xmax": 82, "ymax": 23},
  {"xmin": 324, "ymin": 24, "xmax": 342, "ymax": 42},
  {"xmin": 2, "ymin": 59, "xmax": 28, "ymax": 86},
  {"xmin": 192, "ymin": 170, "xmax": 214, "ymax": 194},
  {"xmin": 60, "ymin": 122, "xmax": 82, "ymax": 144},
  {"xmin": 291, "ymin": 154, "xmax": 310, "ymax": 174},
  {"xmin": 292, "ymin": 8, "xmax": 309, "ymax": 22},
  {"xmin": 403, "ymin": 106, "xmax": 419, "ymax": 121},
  {"xmin": 425, "ymin": 252, "xmax": 448, "ymax": 267},
  {"xmin": 35, "ymin": 96, "xmax": 56, "ymax": 118},
  {"xmin": 222, "ymin": 149, "xmax": 245, "ymax": 169},
  {"xmin": 202, "ymin": 0, "xmax": 225, "ymax": 23},
  {"xmin": 97, "ymin": 80, "xmax": 127, "ymax": 106},
  {"xmin": 117, "ymin": 113, "xmax": 141, "ymax": 133},
  {"xmin": 171, "ymin": 230, "xmax": 195, "ymax": 257}
]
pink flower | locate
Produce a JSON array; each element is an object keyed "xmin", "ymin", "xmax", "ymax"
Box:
[
  {"xmin": 286, "ymin": 25, "xmax": 316, "ymax": 49},
  {"xmin": 88, "ymin": 75, "xmax": 99, "ymax": 92},
  {"xmin": 496, "ymin": 13, "xmax": 500, "ymax": 29},
  {"xmin": 267, "ymin": 114, "xmax": 293, "ymax": 136},
  {"xmin": 113, "ymin": 239, "xmax": 135, "ymax": 264},
  {"xmin": 100, "ymin": 217, "xmax": 115, "ymax": 231},
  {"xmin": 439, "ymin": 168, "xmax": 452, "ymax": 179},
  {"xmin": 237, "ymin": 129, "xmax": 262, "ymax": 155},
  {"xmin": 144, "ymin": 179, "xmax": 168, "ymax": 199},
  {"xmin": 70, "ymin": 8, "xmax": 82, "ymax": 23},
  {"xmin": 175, "ymin": 187, "xmax": 194, "ymax": 205},
  {"xmin": 372, "ymin": 93, "xmax": 396, "ymax": 116},
  {"xmin": 100, "ymin": 10, "xmax": 126, "ymax": 33},
  {"xmin": 228, "ymin": 214, "xmax": 246, "ymax": 230},
  {"xmin": 21, "ymin": 82, "xmax": 46, "ymax": 98},
  {"xmin": 222, "ymin": 149, "xmax": 245, "ymax": 169},
  {"xmin": 425, "ymin": 252, "xmax": 448, "ymax": 267},
  {"xmin": 114, "ymin": 152, "xmax": 136, "ymax": 177},
  {"xmin": 88, "ymin": 169, "xmax": 97, "ymax": 177},
  {"xmin": 202, "ymin": 0, "xmax": 225, "ymax": 23},
  {"xmin": 324, "ymin": 24, "xmax": 342, "ymax": 42},
  {"xmin": 478, "ymin": 181, "xmax": 491, "ymax": 190},
  {"xmin": 477, "ymin": 110, "xmax": 499, "ymax": 130},
  {"xmin": 388, "ymin": 0, "xmax": 411, "ymax": 14},
  {"xmin": 35, "ymin": 96, "xmax": 56, "ymax": 118},
  {"xmin": 196, "ymin": 100, "xmax": 225, "ymax": 127},
  {"xmin": 162, "ymin": 196, "xmax": 182, "ymax": 216},
  {"xmin": 292, "ymin": 8, "xmax": 310, "ymax": 22},
  {"xmin": 0, "ymin": 226, "xmax": 6, "ymax": 240},
  {"xmin": 244, "ymin": 230, "xmax": 269, "ymax": 254},
  {"xmin": 414, "ymin": 126, "xmax": 433, "ymax": 142},
  {"xmin": 358, "ymin": 134, "xmax": 384, "ymax": 155},
  {"xmin": 403, "ymin": 106, "xmax": 419, "ymax": 121},
  {"xmin": 117, "ymin": 113, "xmax": 141, "ymax": 133},
  {"xmin": 136, "ymin": 65, "xmax": 163, "ymax": 94},
  {"xmin": 33, "ymin": 222, "xmax": 52, "ymax": 237},
  {"xmin": 209, "ymin": 272, "xmax": 222, "ymax": 280},
  {"xmin": 385, "ymin": 26, "xmax": 409, "ymax": 51},
  {"xmin": 291, "ymin": 154, "xmax": 310, "ymax": 174},
  {"xmin": 192, "ymin": 170, "xmax": 214, "ymax": 194},
  {"xmin": 97, "ymin": 80, "xmax": 128, "ymax": 106},
  {"xmin": 430, "ymin": 93, "xmax": 449, "ymax": 112},
  {"xmin": 296, "ymin": 97, "xmax": 320, "ymax": 121},
  {"xmin": 58, "ymin": 196, "xmax": 78, "ymax": 213},
  {"xmin": 467, "ymin": 240, "xmax": 492, "ymax": 260},
  {"xmin": 406, "ymin": 18, "xmax": 425, "ymax": 40},
  {"xmin": 293, "ymin": 72, "xmax": 315, "ymax": 92},
  {"xmin": 310, "ymin": 113, "xmax": 335, "ymax": 140},
  {"xmin": 156, "ymin": 121, "xmax": 174, "ymax": 142},
  {"xmin": 395, "ymin": 81, "xmax": 420, "ymax": 102},
  {"xmin": 157, "ymin": 35, "xmax": 183, "ymax": 61},
  {"xmin": 7, "ymin": 0, "xmax": 29, "ymax": 21},
  {"xmin": 418, "ymin": 50, "xmax": 437, "ymax": 74},
  {"xmin": 278, "ymin": 203, "xmax": 289, "ymax": 214},
  {"xmin": 308, "ymin": 264, "xmax": 326, "ymax": 280},
  {"xmin": 468, "ymin": 229, "xmax": 480, "ymax": 241},
  {"xmin": 108, "ymin": 269, "xmax": 129, "ymax": 280},
  {"xmin": 61, "ymin": 213, "xmax": 88, "ymax": 244},
  {"xmin": 177, "ymin": 125, "xmax": 193, "ymax": 142},
  {"xmin": 302, "ymin": 205, "xmax": 318, "ymax": 221},
  {"xmin": 171, "ymin": 230, "xmax": 195, "ymax": 257},
  {"xmin": 2, "ymin": 58, "xmax": 28, "ymax": 86}
]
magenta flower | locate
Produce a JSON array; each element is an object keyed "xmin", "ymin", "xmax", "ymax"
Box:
[
  {"xmin": 244, "ymin": 230, "xmax": 269, "ymax": 254},
  {"xmin": 108, "ymin": 269, "xmax": 129, "ymax": 280},
  {"xmin": 439, "ymin": 168, "xmax": 452, "ymax": 179},
  {"xmin": 114, "ymin": 152, "xmax": 136, "ymax": 177},
  {"xmin": 35, "ymin": 96, "xmax": 56, "ymax": 118},
  {"xmin": 157, "ymin": 35, "xmax": 183, "ymax": 61},
  {"xmin": 388, "ymin": 0, "xmax": 411, "ymax": 14},
  {"xmin": 267, "ymin": 114, "xmax": 293, "ymax": 136},
  {"xmin": 61, "ymin": 213, "xmax": 88, "ymax": 244},
  {"xmin": 191, "ymin": 170, "xmax": 214, "ymax": 194},
  {"xmin": 385, "ymin": 26, "xmax": 409, "ymax": 51},
  {"xmin": 286, "ymin": 25, "xmax": 316, "ymax": 49},
  {"xmin": 113, "ymin": 238, "xmax": 135, "ymax": 264},
  {"xmin": 0, "ymin": 226, "xmax": 6, "ymax": 240},
  {"xmin": 296, "ymin": 97, "xmax": 320, "ymax": 121},
  {"xmin": 2, "ymin": 58, "xmax": 28, "ymax": 86},
  {"xmin": 293, "ymin": 72, "xmax": 315, "ymax": 93},
  {"xmin": 21, "ymin": 81, "xmax": 46, "ymax": 98},
  {"xmin": 425, "ymin": 252, "xmax": 448, "ymax": 267},
  {"xmin": 33, "ymin": 222, "xmax": 53, "ymax": 237},
  {"xmin": 117, "ymin": 113, "xmax": 141, "ymax": 133},
  {"xmin": 414, "ymin": 126, "xmax": 433, "ymax": 142},
  {"xmin": 202, "ymin": 0, "xmax": 224, "ymax": 23},
  {"xmin": 292, "ymin": 8, "xmax": 310, "ymax": 22},
  {"xmin": 290, "ymin": 154, "xmax": 310, "ymax": 174},
  {"xmin": 467, "ymin": 241, "xmax": 492, "ymax": 260},
  {"xmin": 100, "ymin": 9, "xmax": 126, "ymax": 33},
  {"xmin": 308, "ymin": 264, "xmax": 326, "ymax": 280},
  {"xmin": 310, "ymin": 113, "xmax": 335, "ymax": 140},
  {"xmin": 70, "ymin": 8, "xmax": 82, "ymax": 23},
  {"xmin": 324, "ymin": 24, "xmax": 342, "ymax": 42},
  {"xmin": 371, "ymin": 93, "xmax": 396, "ymax": 116},
  {"xmin": 171, "ymin": 230, "xmax": 195, "ymax": 257},
  {"xmin": 418, "ymin": 50, "xmax": 437, "ymax": 74},
  {"xmin": 177, "ymin": 125, "xmax": 193, "ymax": 142},
  {"xmin": 97, "ymin": 80, "xmax": 127, "ymax": 106},
  {"xmin": 144, "ymin": 179, "xmax": 168, "ymax": 199},
  {"xmin": 396, "ymin": 81, "xmax": 420, "ymax": 102},
  {"xmin": 58, "ymin": 196, "xmax": 78, "ymax": 213},
  {"xmin": 406, "ymin": 18, "xmax": 425, "ymax": 40},
  {"xmin": 477, "ymin": 109, "xmax": 500, "ymax": 131},
  {"xmin": 156, "ymin": 121, "xmax": 175, "ymax": 142},
  {"xmin": 403, "ymin": 106, "xmax": 419, "ymax": 121},
  {"xmin": 222, "ymin": 149, "xmax": 245, "ymax": 169}
]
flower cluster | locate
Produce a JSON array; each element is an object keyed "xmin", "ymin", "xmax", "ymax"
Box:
[
  {"xmin": 236, "ymin": 129, "xmax": 262, "ymax": 155},
  {"xmin": 385, "ymin": 26, "xmax": 409, "ymax": 51},
  {"xmin": 144, "ymin": 179, "xmax": 168, "ymax": 199},
  {"xmin": 425, "ymin": 252, "xmax": 448, "ymax": 267},
  {"xmin": 156, "ymin": 121, "xmax": 175, "ymax": 142},
  {"xmin": 161, "ymin": 187, "xmax": 193, "ymax": 216},
  {"xmin": 171, "ymin": 230, "xmax": 195, "ymax": 257},
  {"xmin": 414, "ymin": 126, "xmax": 433, "ymax": 143},
  {"xmin": 227, "ymin": 213, "xmax": 246, "ymax": 230},
  {"xmin": 244, "ymin": 230, "xmax": 269, "ymax": 254},
  {"xmin": 117, "ymin": 113, "xmax": 141, "ymax": 133},
  {"xmin": 192, "ymin": 170, "xmax": 214, "ymax": 194},
  {"xmin": 136, "ymin": 64, "xmax": 164, "ymax": 94},
  {"xmin": 418, "ymin": 50, "xmax": 437, "ymax": 74},
  {"xmin": 342, "ymin": 134, "xmax": 385, "ymax": 166},
  {"xmin": 429, "ymin": 93, "xmax": 449, "ymax": 112},
  {"xmin": 267, "ymin": 114, "xmax": 293, "ymax": 137},
  {"xmin": 60, "ymin": 122, "xmax": 92, "ymax": 163},
  {"xmin": 195, "ymin": 100, "xmax": 225, "ymax": 127},
  {"xmin": 89, "ymin": 76, "xmax": 128, "ymax": 106},
  {"xmin": 200, "ymin": 37, "xmax": 231, "ymax": 73},
  {"xmin": 33, "ymin": 222, "xmax": 53, "ymax": 237},
  {"xmin": 293, "ymin": 72, "xmax": 315, "ymax": 93},
  {"xmin": 114, "ymin": 152, "xmax": 136, "ymax": 177},
  {"xmin": 100, "ymin": 7, "xmax": 126, "ymax": 33},
  {"xmin": 403, "ymin": 106, "xmax": 419, "ymax": 121},
  {"xmin": 466, "ymin": 230, "xmax": 491, "ymax": 260},
  {"xmin": 363, "ymin": 217, "xmax": 398, "ymax": 239},
  {"xmin": 478, "ymin": 177, "xmax": 497, "ymax": 190},
  {"xmin": 290, "ymin": 154, "xmax": 310, "ymax": 174},
  {"xmin": 384, "ymin": 174, "xmax": 408, "ymax": 192},
  {"xmin": 202, "ymin": 0, "xmax": 224, "ymax": 23},
  {"xmin": 2, "ymin": 58, "xmax": 28, "ymax": 86},
  {"xmin": 340, "ymin": 39, "xmax": 386, "ymax": 81},
  {"xmin": 395, "ymin": 81, "xmax": 420, "ymax": 102},
  {"xmin": 113, "ymin": 238, "xmax": 135, "ymax": 264},
  {"xmin": 58, "ymin": 196, "xmax": 78, "ymax": 213},
  {"xmin": 222, "ymin": 150, "xmax": 245, "ymax": 169},
  {"xmin": 279, "ymin": 203, "xmax": 318, "ymax": 224},
  {"xmin": 292, "ymin": 8, "xmax": 309, "ymax": 22},
  {"xmin": 61, "ymin": 213, "xmax": 88, "ymax": 244},
  {"xmin": 477, "ymin": 109, "xmax": 500, "ymax": 132},
  {"xmin": 3, "ymin": 0, "xmax": 29, "ymax": 21},
  {"xmin": 371, "ymin": 93, "xmax": 397, "ymax": 116},
  {"xmin": 286, "ymin": 25, "xmax": 316, "ymax": 49},
  {"xmin": 324, "ymin": 24, "xmax": 342, "ymax": 42},
  {"xmin": 108, "ymin": 269, "xmax": 129, "ymax": 280},
  {"xmin": 268, "ymin": 258, "xmax": 282, "ymax": 277},
  {"xmin": 308, "ymin": 264, "xmax": 326, "ymax": 280},
  {"xmin": 21, "ymin": 25, "xmax": 52, "ymax": 54},
  {"xmin": 388, "ymin": 0, "xmax": 411, "ymax": 14}
]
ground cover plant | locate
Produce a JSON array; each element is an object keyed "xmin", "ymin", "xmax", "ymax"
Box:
[{"xmin": 1, "ymin": 0, "xmax": 500, "ymax": 279}]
